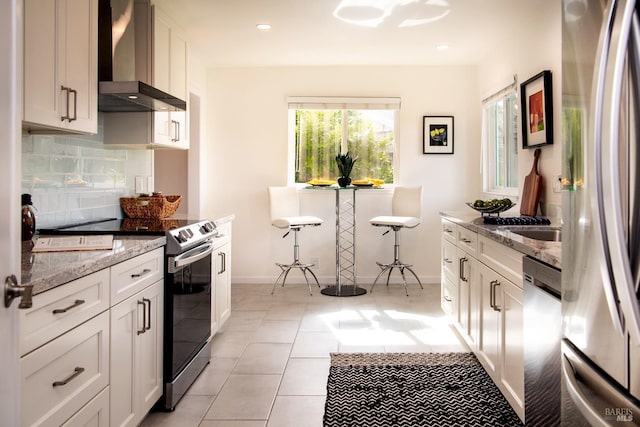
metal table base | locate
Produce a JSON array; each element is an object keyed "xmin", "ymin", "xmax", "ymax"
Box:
[{"xmin": 328, "ymin": 187, "xmax": 367, "ymax": 296}]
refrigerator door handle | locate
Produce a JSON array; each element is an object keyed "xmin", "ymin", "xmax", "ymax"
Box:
[
  {"xmin": 562, "ymin": 340, "xmax": 640, "ymax": 425},
  {"xmin": 593, "ymin": 0, "xmax": 640, "ymax": 340},
  {"xmin": 604, "ymin": 0, "xmax": 640, "ymax": 344}
]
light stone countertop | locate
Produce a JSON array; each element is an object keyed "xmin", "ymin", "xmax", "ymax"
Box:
[
  {"xmin": 440, "ymin": 211, "xmax": 561, "ymax": 270},
  {"xmin": 22, "ymin": 236, "xmax": 167, "ymax": 295}
]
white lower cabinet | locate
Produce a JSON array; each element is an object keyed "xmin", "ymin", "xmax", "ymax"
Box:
[
  {"xmin": 110, "ymin": 280, "xmax": 164, "ymax": 427},
  {"xmin": 441, "ymin": 218, "xmax": 524, "ymax": 422},
  {"xmin": 20, "ymin": 247, "xmax": 165, "ymax": 427},
  {"xmin": 211, "ymin": 223, "xmax": 232, "ymax": 335},
  {"xmin": 20, "ymin": 312, "xmax": 110, "ymax": 427},
  {"xmin": 457, "ymin": 250, "xmax": 479, "ymax": 350},
  {"xmin": 215, "ymin": 241, "xmax": 231, "ymax": 327},
  {"xmin": 61, "ymin": 387, "xmax": 109, "ymax": 427}
]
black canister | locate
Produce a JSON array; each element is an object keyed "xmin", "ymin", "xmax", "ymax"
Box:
[{"xmin": 21, "ymin": 193, "xmax": 36, "ymax": 241}]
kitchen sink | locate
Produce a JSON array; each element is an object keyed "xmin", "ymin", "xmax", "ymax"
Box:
[{"xmin": 510, "ymin": 228, "xmax": 562, "ymax": 242}]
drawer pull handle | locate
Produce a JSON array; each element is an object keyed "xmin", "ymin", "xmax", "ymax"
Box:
[
  {"xmin": 444, "ymin": 296, "xmax": 452, "ymax": 302},
  {"xmin": 443, "ymin": 258, "xmax": 452, "ymax": 264},
  {"xmin": 461, "ymin": 238, "xmax": 472, "ymax": 243},
  {"xmin": 131, "ymin": 268, "xmax": 151, "ymax": 278},
  {"xmin": 52, "ymin": 299, "xmax": 85, "ymax": 314},
  {"xmin": 52, "ymin": 367, "xmax": 84, "ymax": 387}
]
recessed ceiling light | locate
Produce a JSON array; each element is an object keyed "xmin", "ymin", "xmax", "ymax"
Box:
[
  {"xmin": 256, "ymin": 23, "xmax": 272, "ymax": 30},
  {"xmin": 436, "ymin": 44, "xmax": 449, "ymax": 50}
]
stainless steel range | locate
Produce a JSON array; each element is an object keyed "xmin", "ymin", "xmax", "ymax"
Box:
[{"xmin": 40, "ymin": 218, "xmax": 219, "ymax": 410}]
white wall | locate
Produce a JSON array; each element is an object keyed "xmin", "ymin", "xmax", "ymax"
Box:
[
  {"xmin": 203, "ymin": 65, "xmax": 481, "ymax": 285},
  {"xmin": 477, "ymin": 0, "xmax": 562, "ymax": 217}
]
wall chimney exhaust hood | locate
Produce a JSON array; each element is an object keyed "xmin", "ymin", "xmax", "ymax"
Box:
[{"xmin": 98, "ymin": 0, "xmax": 186, "ymax": 112}]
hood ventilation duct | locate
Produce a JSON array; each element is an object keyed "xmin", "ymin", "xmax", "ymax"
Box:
[{"xmin": 98, "ymin": 0, "xmax": 186, "ymax": 112}]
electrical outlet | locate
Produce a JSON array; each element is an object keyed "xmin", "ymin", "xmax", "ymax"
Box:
[
  {"xmin": 553, "ymin": 174, "xmax": 563, "ymax": 193},
  {"xmin": 311, "ymin": 257, "xmax": 320, "ymax": 268},
  {"xmin": 135, "ymin": 176, "xmax": 144, "ymax": 194}
]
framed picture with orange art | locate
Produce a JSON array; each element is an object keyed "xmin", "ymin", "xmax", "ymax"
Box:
[{"xmin": 520, "ymin": 70, "xmax": 553, "ymax": 149}]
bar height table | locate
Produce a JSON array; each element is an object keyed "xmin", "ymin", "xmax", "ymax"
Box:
[{"xmin": 305, "ymin": 185, "xmax": 373, "ymax": 296}]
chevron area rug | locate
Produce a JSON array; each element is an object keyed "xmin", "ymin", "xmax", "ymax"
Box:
[{"xmin": 323, "ymin": 352, "xmax": 523, "ymax": 427}]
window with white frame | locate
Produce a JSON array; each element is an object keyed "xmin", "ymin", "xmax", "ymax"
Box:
[
  {"xmin": 482, "ymin": 81, "xmax": 519, "ymax": 195},
  {"xmin": 287, "ymin": 97, "xmax": 399, "ymax": 184}
]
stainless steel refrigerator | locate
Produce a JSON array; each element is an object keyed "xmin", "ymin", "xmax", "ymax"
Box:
[{"xmin": 562, "ymin": 0, "xmax": 640, "ymax": 425}]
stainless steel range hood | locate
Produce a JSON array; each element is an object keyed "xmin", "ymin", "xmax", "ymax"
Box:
[{"xmin": 98, "ymin": 0, "xmax": 186, "ymax": 113}]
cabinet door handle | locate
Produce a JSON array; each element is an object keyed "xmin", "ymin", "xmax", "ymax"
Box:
[
  {"xmin": 131, "ymin": 268, "xmax": 151, "ymax": 278},
  {"xmin": 60, "ymin": 85, "xmax": 71, "ymax": 121},
  {"xmin": 143, "ymin": 297, "xmax": 152, "ymax": 331},
  {"xmin": 490, "ymin": 280, "xmax": 501, "ymax": 312},
  {"xmin": 69, "ymin": 88, "xmax": 77, "ymax": 122},
  {"xmin": 171, "ymin": 120, "xmax": 180, "ymax": 142},
  {"xmin": 489, "ymin": 280, "xmax": 497, "ymax": 309},
  {"xmin": 52, "ymin": 367, "xmax": 84, "ymax": 387},
  {"xmin": 52, "ymin": 299, "xmax": 85, "ymax": 314},
  {"xmin": 137, "ymin": 300, "xmax": 146, "ymax": 335},
  {"xmin": 218, "ymin": 252, "xmax": 226, "ymax": 274},
  {"xmin": 459, "ymin": 258, "xmax": 468, "ymax": 282}
]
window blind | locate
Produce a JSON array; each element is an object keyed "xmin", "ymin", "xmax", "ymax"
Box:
[
  {"xmin": 287, "ymin": 96, "xmax": 401, "ymax": 110},
  {"xmin": 481, "ymin": 74, "xmax": 518, "ymax": 105}
]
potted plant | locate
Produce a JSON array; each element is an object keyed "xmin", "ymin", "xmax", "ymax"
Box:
[{"xmin": 335, "ymin": 151, "xmax": 358, "ymax": 187}]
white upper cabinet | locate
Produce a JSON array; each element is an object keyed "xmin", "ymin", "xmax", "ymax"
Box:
[
  {"xmin": 152, "ymin": 5, "xmax": 188, "ymax": 149},
  {"xmin": 103, "ymin": 2, "xmax": 188, "ymax": 149},
  {"xmin": 23, "ymin": 0, "xmax": 98, "ymax": 134}
]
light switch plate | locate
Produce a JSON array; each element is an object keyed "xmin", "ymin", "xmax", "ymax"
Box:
[
  {"xmin": 135, "ymin": 176, "xmax": 144, "ymax": 194},
  {"xmin": 553, "ymin": 174, "xmax": 562, "ymax": 193},
  {"xmin": 147, "ymin": 176, "xmax": 154, "ymax": 193}
]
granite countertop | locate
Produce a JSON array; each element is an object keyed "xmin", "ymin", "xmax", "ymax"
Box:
[
  {"xmin": 22, "ymin": 236, "xmax": 167, "ymax": 295},
  {"xmin": 440, "ymin": 211, "xmax": 561, "ymax": 269}
]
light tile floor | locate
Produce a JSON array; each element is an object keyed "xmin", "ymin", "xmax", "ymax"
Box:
[{"xmin": 141, "ymin": 281, "xmax": 465, "ymax": 427}]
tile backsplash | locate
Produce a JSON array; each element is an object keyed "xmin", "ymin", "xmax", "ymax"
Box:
[{"xmin": 22, "ymin": 115, "xmax": 153, "ymax": 228}]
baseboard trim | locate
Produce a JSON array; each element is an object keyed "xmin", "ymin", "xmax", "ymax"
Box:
[{"xmin": 231, "ymin": 275, "xmax": 441, "ymax": 286}]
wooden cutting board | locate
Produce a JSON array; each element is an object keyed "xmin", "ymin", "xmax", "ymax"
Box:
[{"xmin": 520, "ymin": 148, "xmax": 543, "ymax": 216}]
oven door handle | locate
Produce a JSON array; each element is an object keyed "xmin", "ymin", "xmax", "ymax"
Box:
[{"xmin": 171, "ymin": 242, "xmax": 215, "ymax": 270}]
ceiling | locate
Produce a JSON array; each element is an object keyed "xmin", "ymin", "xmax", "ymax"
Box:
[{"xmin": 152, "ymin": 0, "xmax": 550, "ymax": 68}]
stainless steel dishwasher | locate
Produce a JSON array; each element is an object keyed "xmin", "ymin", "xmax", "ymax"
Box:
[{"xmin": 523, "ymin": 255, "xmax": 561, "ymax": 426}]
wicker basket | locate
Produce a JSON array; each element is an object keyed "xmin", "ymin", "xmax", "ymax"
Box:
[{"xmin": 120, "ymin": 195, "xmax": 182, "ymax": 218}]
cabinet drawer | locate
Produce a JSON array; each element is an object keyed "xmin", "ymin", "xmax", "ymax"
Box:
[
  {"xmin": 441, "ymin": 239, "xmax": 458, "ymax": 281},
  {"xmin": 441, "ymin": 219, "xmax": 457, "ymax": 244},
  {"xmin": 111, "ymin": 247, "xmax": 164, "ymax": 305},
  {"xmin": 61, "ymin": 387, "xmax": 109, "ymax": 427},
  {"xmin": 21, "ymin": 312, "xmax": 110, "ymax": 427},
  {"xmin": 457, "ymin": 226, "xmax": 478, "ymax": 256},
  {"xmin": 478, "ymin": 235, "xmax": 523, "ymax": 287},
  {"xmin": 441, "ymin": 274, "xmax": 457, "ymax": 317},
  {"xmin": 212, "ymin": 222, "xmax": 232, "ymax": 249},
  {"xmin": 20, "ymin": 269, "xmax": 110, "ymax": 356}
]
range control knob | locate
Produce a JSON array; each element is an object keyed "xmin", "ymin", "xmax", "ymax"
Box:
[{"xmin": 176, "ymin": 230, "xmax": 190, "ymax": 243}]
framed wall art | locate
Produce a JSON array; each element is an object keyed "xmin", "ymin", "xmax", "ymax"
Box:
[
  {"xmin": 520, "ymin": 70, "xmax": 553, "ymax": 149},
  {"xmin": 423, "ymin": 115, "xmax": 454, "ymax": 154}
]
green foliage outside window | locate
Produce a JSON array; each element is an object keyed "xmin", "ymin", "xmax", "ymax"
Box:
[{"xmin": 294, "ymin": 109, "xmax": 395, "ymax": 183}]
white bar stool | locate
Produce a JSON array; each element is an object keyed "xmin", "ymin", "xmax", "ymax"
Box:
[
  {"xmin": 268, "ymin": 186, "xmax": 323, "ymax": 295},
  {"xmin": 369, "ymin": 186, "xmax": 423, "ymax": 296}
]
